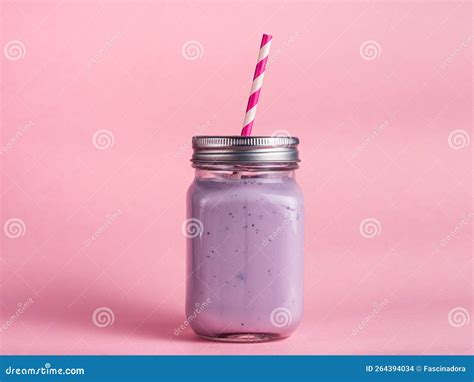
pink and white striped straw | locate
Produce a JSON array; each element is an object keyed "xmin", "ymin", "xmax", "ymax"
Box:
[{"xmin": 240, "ymin": 34, "xmax": 273, "ymax": 136}]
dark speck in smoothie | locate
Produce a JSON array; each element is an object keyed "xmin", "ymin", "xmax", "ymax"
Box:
[
  {"xmin": 251, "ymin": 224, "xmax": 255, "ymax": 227},
  {"xmin": 248, "ymin": 213, "xmax": 251, "ymax": 216},
  {"xmin": 240, "ymin": 323, "xmax": 245, "ymax": 326},
  {"xmin": 206, "ymin": 232, "xmax": 210, "ymax": 235},
  {"xmin": 236, "ymin": 272, "xmax": 245, "ymax": 280}
]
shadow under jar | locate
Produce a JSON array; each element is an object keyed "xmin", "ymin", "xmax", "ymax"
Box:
[{"xmin": 185, "ymin": 136, "xmax": 304, "ymax": 342}]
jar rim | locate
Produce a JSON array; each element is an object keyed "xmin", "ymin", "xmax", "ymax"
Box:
[{"xmin": 191, "ymin": 136, "xmax": 300, "ymax": 167}]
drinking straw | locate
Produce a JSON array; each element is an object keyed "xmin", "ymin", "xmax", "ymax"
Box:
[{"xmin": 241, "ymin": 34, "xmax": 273, "ymax": 136}]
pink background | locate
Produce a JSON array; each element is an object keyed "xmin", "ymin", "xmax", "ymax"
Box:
[{"xmin": 1, "ymin": 0, "xmax": 472, "ymax": 355}]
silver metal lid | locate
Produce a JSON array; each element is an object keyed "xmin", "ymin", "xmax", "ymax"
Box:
[{"xmin": 191, "ymin": 136, "xmax": 300, "ymax": 167}]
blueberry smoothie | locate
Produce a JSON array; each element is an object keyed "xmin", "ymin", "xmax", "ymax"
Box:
[{"xmin": 186, "ymin": 173, "xmax": 304, "ymax": 341}]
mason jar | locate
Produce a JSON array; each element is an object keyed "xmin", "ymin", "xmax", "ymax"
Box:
[{"xmin": 185, "ymin": 136, "xmax": 304, "ymax": 342}]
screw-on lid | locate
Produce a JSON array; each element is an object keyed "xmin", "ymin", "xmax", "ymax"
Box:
[{"xmin": 191, "ymin": 136, "xmax": 300, "ymax": 168}]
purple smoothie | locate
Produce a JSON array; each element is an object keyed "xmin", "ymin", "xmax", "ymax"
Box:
[{"xmin": 186, "ymin": 172, "xmax": 304, "ymax": 341}]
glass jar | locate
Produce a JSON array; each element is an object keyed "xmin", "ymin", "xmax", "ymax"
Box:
[{"xmin": 185, "ymin": 136, "xmax": 304, "ymax": 342}]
